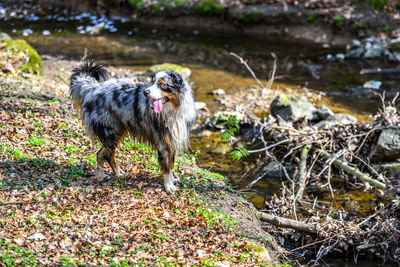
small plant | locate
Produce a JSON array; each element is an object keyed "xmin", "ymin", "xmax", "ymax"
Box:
[
  {"xmin": 27, "ymin": 136, "xmax": 46, "ymax": 146},
  {"xmin": 332, "ymin": 16, "xmax": 344, "ymax": 28},
  {"xmin": 306, "ymin": 13, "xmax": 319, "ymax": 23},
  {"xmin": 128, "ymin": 0, "xmax": 143, "ymax": 10},
  {"xmin": 220, "ymin": 117, "xmax": 249, "ymax": 160}
]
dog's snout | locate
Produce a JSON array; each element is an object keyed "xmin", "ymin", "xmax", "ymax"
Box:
[{"xmin": 144, "ymin": 89, "xmax": 150, "ymax": 97}]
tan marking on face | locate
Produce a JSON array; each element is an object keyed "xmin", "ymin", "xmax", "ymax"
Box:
[{"xmin": 161, "ymin": 91, "xmax": 178, "ymax": 107}]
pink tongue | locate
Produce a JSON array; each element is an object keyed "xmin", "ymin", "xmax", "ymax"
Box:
[{"xmin": 153, "ymin": 99, "xmax": 164, "ymax": 113}]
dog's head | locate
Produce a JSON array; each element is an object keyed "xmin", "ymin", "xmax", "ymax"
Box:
[{"xmin": 144, "ymin": 71, "xmax": 185, "ymax": 114}]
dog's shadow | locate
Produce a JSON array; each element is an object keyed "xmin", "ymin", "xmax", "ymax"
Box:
[{"xmin": 0, "ymin": 157, "xmax": 163, "ymax": 192}]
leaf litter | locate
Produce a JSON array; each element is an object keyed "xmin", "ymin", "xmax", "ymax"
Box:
[{"xmin": 0, "ymin": 56, "xmax": 273, "ymax": 266}]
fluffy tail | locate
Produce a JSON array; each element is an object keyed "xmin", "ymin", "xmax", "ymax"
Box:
[{"xmin": 70, "ymin": 59, "xmax": 111, "ymax": 108}]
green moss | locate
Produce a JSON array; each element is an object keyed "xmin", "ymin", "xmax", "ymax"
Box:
[
  {"xmin": 147, "ymin": 63, "xmax": 191, "ymax": 79},
  {"xmin": 306, "ymin": 12, "xmax": 319, "ymax": 23},
  {"xmin": 153, "ymin": 1, "xmax": 173, "ymax": 11},
  {"xmin": 358, "ymin": 0, "xmax": 387, "ymax": 9},
  {"xmin": 195, "ymin": 0, "xmax": 226, "ymax": 15},
  {"xmin": 332, "ymin": 15, "xmax": 344, "ymax": 28},
  {"xmin": 128, "ymin": 0, "xmax": 143, "ymax": 10},
  {"xmin": 3, "ymin": 39, "xmax": 43, "ymax": 74}
]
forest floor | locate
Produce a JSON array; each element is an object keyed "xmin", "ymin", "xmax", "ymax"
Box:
[{"xmin": 0, "ymin": 55, "xmax": 282, "ymax": 266}]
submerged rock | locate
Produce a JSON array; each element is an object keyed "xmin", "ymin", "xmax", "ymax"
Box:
[
  {"xmin": 2, "ymin": 39, "xmax": 43, "ymax": 74},
  {"xmin": 364, "ymin": 44, "xmax": 385, "ymax": 59},
  {"xmin": 372, "ymin": 126, "xmax": 400, "ymax": 161},
  {"xmin": 346, "ymin": 47, "xmax": 364, "ymax": 59},
  {"xmin": 207, "ymin": 111, "xmax": 244, "ymax": 129},
  {"xmin": 270, "ymin": 94, "xmax": 317, "ymax": 122},
  {"xmin": 147, "ymin": 63, "xmax": 191, "ymax": 79}
]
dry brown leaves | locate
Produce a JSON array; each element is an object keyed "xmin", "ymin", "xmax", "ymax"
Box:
[{"xmin": 0, "ymin": 70, "xmax": 264, "ymax": 265}]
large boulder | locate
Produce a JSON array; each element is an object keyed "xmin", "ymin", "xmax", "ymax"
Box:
[
  {"xmin": 270, "ymin": 94, "xmax": 317, "ymax": 121},
  {"xmin": 147, "ymin": 63, "xmax": 191, "ymax": 79},
  {"xmin": 372, "ymin": 126, "xmax": 400, "ymax": 161},
  {"xmin": 2, "ymin": 39, "xmax": 43, "ymax": 74}
]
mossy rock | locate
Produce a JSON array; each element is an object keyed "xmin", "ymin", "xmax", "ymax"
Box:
[
  {"xmin": 147, "ymin": 63, "xmax": 191, "ymax": 79},
  {"xmin": 270, "ymin": 94, "xmax": 317, "ymax": 121},
  {"xmin": 3, "ymin": 39, "xmax": 43, "ymax": 74}
]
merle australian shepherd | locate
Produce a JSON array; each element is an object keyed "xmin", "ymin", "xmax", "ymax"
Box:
[{"xmin": 70, "ymin": 60, "xmax": 197, "ymax": 194}]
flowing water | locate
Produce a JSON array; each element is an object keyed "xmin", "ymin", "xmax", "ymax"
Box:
[{"xmin": 1, "ymin": 2, "xmax": 399, "ymax": 212}]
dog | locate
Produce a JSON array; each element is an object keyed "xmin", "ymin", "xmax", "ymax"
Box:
[{"xmin": 70, "ymin": 60, "xmax": 197, "ymax": 194}]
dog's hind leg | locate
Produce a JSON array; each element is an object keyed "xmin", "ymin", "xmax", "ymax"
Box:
[
  {"xmin": 107, "ymin": 147, "xmax": 125, "ymax": 178},
  {"xmin": 95, "ymin": 147, "xmax": 107, "ymax": 180}
]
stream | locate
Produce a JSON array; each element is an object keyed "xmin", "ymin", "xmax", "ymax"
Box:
[{"xmin": 1, "ymin": 2, "xmax": 399, "ymax": 212}]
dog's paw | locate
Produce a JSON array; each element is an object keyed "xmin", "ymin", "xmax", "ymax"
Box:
[
  {"xmin": 164, "ymin": 182, "xmax": 178, "ymax": 195},
  {"xmin": 114, "ymin": 170, "xmax": 126, "ymax": 178}
]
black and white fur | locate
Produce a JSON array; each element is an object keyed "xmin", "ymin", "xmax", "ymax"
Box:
[{"xmin": 70, "ymin": 60, "xmax": 196, "ymax": 194}]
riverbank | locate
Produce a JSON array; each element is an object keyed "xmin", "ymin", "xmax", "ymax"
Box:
[
  {"xmin": 0, "ymin": 46, "xmax": 281, "ymax": 264},
  {"xmin": 24, "ymin": 0, "xmax": 400, "ymax": 47}
]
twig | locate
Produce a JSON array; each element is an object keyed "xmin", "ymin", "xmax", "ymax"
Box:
[
  {"xmin": 266, "ymin": 52, "xmax": 277, "ymax": 90},
  {"xmin": 247, "ymin": 138, "xmax": 290, "ymax": 154},
  {"xmin": 1, "ymin": 201, "xmax": 24, "ymax": 205},
  {"xmin": 273, "ymin": 126, "xmax": 307, "ymax": 135},
  {"xmin": 230, "ymin": 52, "xmax": 266, "ymax": 89}
]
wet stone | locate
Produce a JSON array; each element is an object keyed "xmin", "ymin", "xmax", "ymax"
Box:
[
  {"xmin": 316, "ymin": 105, "xmax": 334, "ymax": 120},
  {"xmin": 372, "ymin": 126, "xmax": 400, "ymax": 161}
]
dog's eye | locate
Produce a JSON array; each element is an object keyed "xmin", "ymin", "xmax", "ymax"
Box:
[{"xmin": 159, "ymin": 83, "xmax": 167, "ymax": 89}]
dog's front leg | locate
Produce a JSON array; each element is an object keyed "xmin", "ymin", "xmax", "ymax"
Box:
[{"xmin": 158, "ymin": 149, "xmax": 177, "ymax": 194}]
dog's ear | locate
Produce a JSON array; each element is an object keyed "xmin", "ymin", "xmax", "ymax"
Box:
[{"xmin": 169, "ymin": 71, "xmax": 185, "ymax": 91}]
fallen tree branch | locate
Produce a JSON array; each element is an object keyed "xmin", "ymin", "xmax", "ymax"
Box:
[
  {"xmin": 259, "ymin": 212, "xmax": 327, "ymax": 237},
  {"xmin": 296, "ymin": 144, "xmax": 312, "ymax": 200},
  {"xmin": 315, "ymin": 148, "xmax": 387, "ymax": 190}
]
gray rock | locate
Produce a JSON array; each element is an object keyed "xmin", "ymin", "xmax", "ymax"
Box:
[
  {"xmin": 364, "ymin": 44, "xmax": 385, "ymax": 59},
  {"xmin": 363, "ymin": 80, "xmax": 382, "ymax": 90},
  {"xmin": 314, "ymin": 113, "xmax": 357, "ymax": 129},
  {"xmin": 194, "ymin": 101, "xmax": 207, "ymax": 110},
  {"xmin": 270, "ymin": 94, "xmax": 318, "ymax": 122},
  {"xmin": 0, "ymin": 32, "xmax": 11, "ymax": 41},
  {"xmin": 211, "ymin": 88, "xmax": 226, "ymax": 95},
  {"xmin": 207, "ymin": 111, "xmax": 245, "ymax": 129},
  {"xmin": 346, "ymin": 47, "xmax": 365, "ymax": 59},
  {"xmin": 335, "ymin": 53, "xmax": 345, "ymax": 61},
  {"xmin": 393, "ymin": 52, "xmax": 400, "ymax": 62},
  {"xmin": 352, "ymin": 39, "xmax": 361, "ymax": 47},
  {"xmin": 316, "ymin": 105, "xmax": 334, "ymax": 120},
  {"xmin": 372, "ymin": 126, "xmax": 400, "ymax": 161}
]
